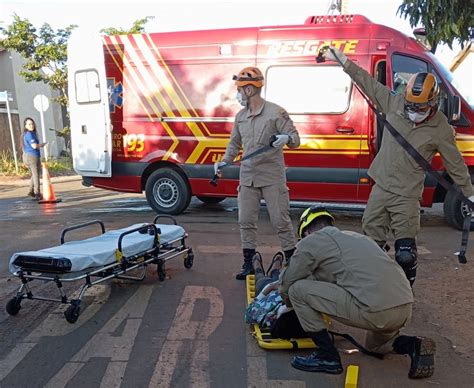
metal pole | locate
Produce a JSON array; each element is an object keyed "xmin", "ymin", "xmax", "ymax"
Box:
[
  {"xmin": 5, "ymin": 96, "xmax": 19, "ymax": 173},
  {"xmin": 39, "ymin": 97, "xmax": 49, "ymax": 160}
]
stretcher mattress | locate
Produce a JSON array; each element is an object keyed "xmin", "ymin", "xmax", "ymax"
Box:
[{"xmin": 10, "ymin": 223, "xmax": 185, "ymax": 274}]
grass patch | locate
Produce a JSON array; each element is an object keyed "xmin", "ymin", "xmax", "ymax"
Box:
[{"xmin": 0, "ymin": 150, "xmax": 74, "ymax": 177}]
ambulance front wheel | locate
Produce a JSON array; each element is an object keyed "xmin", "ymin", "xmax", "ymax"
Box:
[
  {"xmin": 145, "ymin": 168, "xmax": 191, "ymax": 215},
  {"xmin": 444, "ymin": 190, "xmax": 474, "ymax": 231}
]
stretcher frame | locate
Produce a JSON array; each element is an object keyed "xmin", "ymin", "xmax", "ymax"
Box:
[
  {"xmin": 6, "ymin": 215, "xmax": 194, "ymax": 323},
  {"xmin": 246, "ymin": 275, "xmax": 316, "ymax": 350}
]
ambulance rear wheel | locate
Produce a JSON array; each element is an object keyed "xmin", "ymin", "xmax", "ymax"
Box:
[
  {"xmin": 145, "ymin": 168, "xmax": 191, "ymax": 215},
  {"xmin": 444, "ymin": 190, "xmax": 474, "ymax": 231},
  {"xmin": 197, "ymin": 196, "xmax": 226, "ymax": 204}
]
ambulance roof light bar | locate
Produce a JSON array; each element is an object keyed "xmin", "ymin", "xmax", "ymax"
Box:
[{"xmin": 304, "ymin": 15, "xmax": 371, "ymax": 25}]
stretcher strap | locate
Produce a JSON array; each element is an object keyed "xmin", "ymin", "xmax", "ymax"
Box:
[{"xmin": 329, "ymin": 331, "xmax": 384, "ymax": 360}]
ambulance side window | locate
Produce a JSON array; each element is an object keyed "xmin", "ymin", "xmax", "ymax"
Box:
[
  {"xmin": 391, "ymin": 54, "xmax": 428, "ymax": 95},
  {"xmin": 75, "ymin": 70, "xmax": 101, "ymax": 104},
  {"xmin": 264, "ymin": 65, "xmax": 352, "ymax": 114}
]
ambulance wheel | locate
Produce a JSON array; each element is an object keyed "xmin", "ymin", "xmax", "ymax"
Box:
[
  {"xmin": 145, "ymin": 168, "xmax": 191, "ymax": 215},
  {"xmin": 6, "ymin": 297, "xmax": 21, "ymax": 316},
  {"xmin": 157, "ymin": 261, "xmax": 166, "ymax": 281},
  {"xmin": 444, "ymin": 190, "xmax": 474, "ymax": 231},
  {"xmin": 196, "ymin": 196, "xmax": 226, "ymax": 204},
  {"xmin": 184, "ymin": 250, "xmax": 194, "ymax": 269},
  {"xmin": 65, "ymin": 304, "xmax": 80, "ymax": 324}
]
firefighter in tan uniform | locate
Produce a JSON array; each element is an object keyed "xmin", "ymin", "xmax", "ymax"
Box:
[
  {"xmin": 280, "ymin": 207, "xmax": 435, "ymax": 378},
  {"xmin": 322, "ymin": 48, "xmax": 474, "ymax": 286},
  {"xmin": 215, "ymin": 67, "xmax": 300, "ymax": 280}
]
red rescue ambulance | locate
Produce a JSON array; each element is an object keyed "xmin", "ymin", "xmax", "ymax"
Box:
[{"xmin": 67, "ymin": 14, "xmax": 474, "ymax": 229}]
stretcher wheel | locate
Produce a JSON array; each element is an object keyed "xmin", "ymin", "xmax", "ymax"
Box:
[
  {"xmin": 64, "ymin": 304, "xmax": 81, "ymax": 324},
  {"xmin": 184, "ymin": 251, "xmax": 194, "ymax": 269},
  {"xmin": 6, "ymin": 297, "xmax": 22, "ymax": 316},
  {"xmin": 157, "ymin": 261, "xmax": 166, "ymax": 281}
]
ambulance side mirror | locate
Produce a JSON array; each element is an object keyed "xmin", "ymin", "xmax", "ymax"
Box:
[{"xmin": 449, "ymin": 95, "xmax": 461, "ymax": 123}]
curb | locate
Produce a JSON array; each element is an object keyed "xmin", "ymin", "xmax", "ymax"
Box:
[{"xmin": 0, "ymin": 175, "xmax": 81, "ymax": 186}]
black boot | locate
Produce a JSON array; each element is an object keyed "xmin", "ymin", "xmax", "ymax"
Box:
[
  {"xmin": 395, "ymin": 239, "xmax": 418, "ymax": 286},
  {"xmin": 284, "ymin": 248, "xmax": 295, "ymax": 265},
  {"xmin": 291, "ymin": 329, "xmax": 343, "ymax": 374},
  {"xmin": 393, "ymin": 335, "xmax": 436, "ymax": 379},
  {"xmin": 236, "ymin": 249, "xmax": 255, "ymax": 280}
]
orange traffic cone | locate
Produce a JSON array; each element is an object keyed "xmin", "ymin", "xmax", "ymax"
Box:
[{"xmin": 38, "ymin": 162, "xmax": 62, "ymax": 204}]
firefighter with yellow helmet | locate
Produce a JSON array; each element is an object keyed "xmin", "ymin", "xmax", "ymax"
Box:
[
  {"xmin": 279, "ymin": 207, "xmax": 435, "ymax": 379},
  {"xmin": 215, "ymin": 67, "xmax": 300, "ymax": 280},
  {"xmin": 321, "ymin": 48, "xmax": 474, "ymax": 286}
]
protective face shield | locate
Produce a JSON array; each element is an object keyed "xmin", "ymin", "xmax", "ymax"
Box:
[{"xmin": 298, "ymin": 206, "xmax": 335, "ymax": 239}]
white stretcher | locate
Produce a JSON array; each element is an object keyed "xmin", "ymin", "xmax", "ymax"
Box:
[{"xmin": 6, "ymin": 215, "xmax": 194, "ymax": 323}]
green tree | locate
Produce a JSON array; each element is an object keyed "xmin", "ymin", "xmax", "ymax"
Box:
[
  {"xmin": 100, "ymin": 16, "xmax": 153, "ymax": 35},
  {"xmin": 397, "ymin": 0, "xmax": 474, "ymax": 53},
  {"xmin": 0, "ymin": 14, "xmax": 76, "ymax": 107}
]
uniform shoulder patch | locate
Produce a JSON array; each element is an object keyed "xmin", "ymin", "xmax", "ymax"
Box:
[{"xmin": 278, "ymin": 108, "xmax": 290, "ymax": 120}]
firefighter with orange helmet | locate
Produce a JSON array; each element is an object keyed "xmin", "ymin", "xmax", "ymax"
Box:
[
  {"xmin": 322, "ymin": 48, "xmax": 474, "ymax": 286},
  {"xmin": 215, "ymin": 66, "xmax": 300, "ymax": 280}
]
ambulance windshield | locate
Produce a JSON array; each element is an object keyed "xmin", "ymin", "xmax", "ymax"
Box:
[{"xmin": 428, "ymin": 52, "xmax": 474, "ymax": 110}]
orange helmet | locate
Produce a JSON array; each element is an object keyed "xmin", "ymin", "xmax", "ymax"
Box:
[
  {"xmin": 405, "ymin": 72, "xmax": 439, "ymax": 110},
  {"xmin": 233, "ymin": 67, "xmax": 264, "ymax": 88}
]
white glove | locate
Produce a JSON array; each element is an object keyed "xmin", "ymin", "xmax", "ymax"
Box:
[
  {"xmin": 214, "ymin": 161, "xmax": 225, "ymax": 174},
  {"xmin": 468, "ymin": 195, "xmax": 474, "ymax": 207},
  {"xmin": 322, "ymin": 47, "xmax": 348, "ymax": 65},
  {"xmin": 271, "ymin": 134, "xmax": 289, "ymax": 148}
]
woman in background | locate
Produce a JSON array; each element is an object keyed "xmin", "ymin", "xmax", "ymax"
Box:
[{"xmin": 22, "ymin": 117, "xmax": 46, "ymax": 200}]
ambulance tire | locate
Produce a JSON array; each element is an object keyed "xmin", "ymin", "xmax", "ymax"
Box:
[
  {"xmin": 196, "ymin": 196, "xmax": 226, "ymax": 204},
  {"xmin": 145, "ymin": 168, "xmax": 191, "ymax": 215},
  {"xmin": 443, "ymin": 190, "xmax": 474, "ymax": 231}
]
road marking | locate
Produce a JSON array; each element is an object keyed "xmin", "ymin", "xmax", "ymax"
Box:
[
  {"xmin": 0, "ymin": 285, "xmax": 111, "ymax": 381},
  {"xmin": 45, "ymin": 285, "xmax": 153, "ymax": 387},
  {"xmin": 149, "ymin": 286, "xmax": 224, "ymax": 387},
  {"xmin": 246, "ymin": 334, "xmax": 305, "ymax": 387},
  {"xmin": 417, "ymin": 245, "xmax": 431, "ymax": 255}
]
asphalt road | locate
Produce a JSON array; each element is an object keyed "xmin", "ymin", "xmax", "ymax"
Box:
[{"xmin": 0, "ymin": 177, "xmax": 472, "ymax": 387}]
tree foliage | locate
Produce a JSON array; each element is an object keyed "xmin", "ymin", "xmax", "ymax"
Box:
[
  {"xmin": 100, "ymin": 16, "xmax": 153, "ymax": 36},
  {"xmin": 397, "ymin": 0, "xmax": 474, "ymax": 53},
  {"xmin": 0, "ymin": 14, "xmax": 77, "ymax": 107}
]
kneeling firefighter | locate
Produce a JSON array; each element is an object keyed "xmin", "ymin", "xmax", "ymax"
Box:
[
  {"xmin": 279, "ymin": 207, "xmax": 436, "ymax": 378},
  {"xmin": 321, "ymin": 47, "xmax": 474, "ymax": 286},
  {"xmin": 215, "ymin": 67, "xmax": 300, "ymax": 279}
]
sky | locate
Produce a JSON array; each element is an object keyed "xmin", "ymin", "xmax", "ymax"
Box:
[{"xmin": 0, "ymin": 0, "xmax": 463, "ymax": 68}]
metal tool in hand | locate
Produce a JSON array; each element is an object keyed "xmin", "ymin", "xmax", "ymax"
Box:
[{"xmin": 209, "ymin": 135, "xmax": 277, "ymax": 187}]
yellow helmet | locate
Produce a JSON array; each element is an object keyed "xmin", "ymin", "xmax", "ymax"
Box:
[
  {"xmin": 405, "ymin": 72, "xmax": 439, "ymax": 111},
  {"xmin": 232, "ymin": 67, "xmax": 264, "ymax": 88},
  {"xmin": 298, "ymin": 206, "xmax": 335, "ymax": 238}
]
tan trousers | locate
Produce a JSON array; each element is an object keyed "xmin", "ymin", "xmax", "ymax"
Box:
[
  {"xmin": 237, "ymin": 183, "xmax": 296, "ymax": 251},
  {"xmin": 362, "ymin": 184, "xmax": 421, "ymax": 245},
  {"xmin": 289, "ymin": 279, "xmax": 412, "ymax": 354}
]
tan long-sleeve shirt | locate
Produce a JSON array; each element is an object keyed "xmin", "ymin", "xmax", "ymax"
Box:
[{"xmin": 222, "ymin": 100, "xmax": 300, "ymax": 187}]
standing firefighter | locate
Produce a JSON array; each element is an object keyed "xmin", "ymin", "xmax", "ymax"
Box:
[
  {"xmin": 215, "ymin": 67, "xmax": 300, "ymax": 280},
  {"xmin": 280, "ymin": 207, "xmax": 435, "ymax": 378},
  {"xmin": 322, "ymin": 47, "xmax": 474, "ymax": 286}
]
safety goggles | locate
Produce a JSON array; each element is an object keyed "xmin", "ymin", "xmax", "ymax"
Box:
[{"xmin": 404, "ymin": 102, "xmax": 432, "ymax": 114}]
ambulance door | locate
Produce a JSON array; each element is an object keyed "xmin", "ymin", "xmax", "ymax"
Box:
[{"xmin": 68, "ymin": 32, "xmax": 112, "ymax": 177}]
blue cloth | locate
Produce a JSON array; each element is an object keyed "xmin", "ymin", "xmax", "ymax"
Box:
[{"xmin": 23, "ymin": 131, "xmax": 40, "ymax": 157}]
